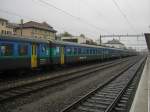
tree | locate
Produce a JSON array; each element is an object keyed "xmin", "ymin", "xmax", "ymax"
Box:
[
  {"xmin": 80, "ymin": 34, "xmax": 85, "ymax": 37},
  {"xmin": 61, "ymin": 32, "xmax": 72, "ymax": 37}
]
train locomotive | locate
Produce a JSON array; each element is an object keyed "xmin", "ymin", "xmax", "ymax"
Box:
[{"xmin": 0, "ymin": 35, "xmax": 137, "ymax": 72}]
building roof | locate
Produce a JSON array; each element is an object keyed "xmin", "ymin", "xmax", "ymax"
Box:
[
  {"xmin": 7, "ymin": 23, "xmax": 19, "ymax": 28},
  {"xmin": 105, "ymin": 39, "xmax": 124, "ymax": 45},
  {"xmin": 0, "ymin": 18, "xmax": 8, "ymax": 22},
  {"xmin": 51, "ymin": 39, "xmax": 130, "ymax": 51},
  {"xmin": 15, "ymin": 21, "xmax": 57, "ymax": 33}
]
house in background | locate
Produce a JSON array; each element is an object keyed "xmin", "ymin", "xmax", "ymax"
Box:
[
  {"xmin": 0, "ymin": 18, "xmax": 14, "ymax": 35},
  {"xmin": 61, "ymin": 36, "xmax": 95, "ymax": 45},
  {"xmin": 104, "ymin": 39, "xmax": 126, "ymax": 49},
  {"xmin": 14, "ymin": 21, "xmax": 57, "ymax": 40}
]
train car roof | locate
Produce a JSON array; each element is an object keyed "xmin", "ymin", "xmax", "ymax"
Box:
[
  {"xmin": 0, "ymin": 35, "xmax": 134, "ymax": 52},
  {"xmin": 0, "ymin": 35, "xmax": 49, "ymax": 43},
  {"xmin": 50, "ymin": 40, "xmax": 128, "ymax": 51},
  {"xmin": 50, "ymin": 39, "xmax": 104, "ymax": 48}
]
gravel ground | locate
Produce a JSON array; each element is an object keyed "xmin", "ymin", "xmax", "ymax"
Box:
[
  {"xmin": 0, "ymin": 60, "xmax": 118, "ymax": 91},
  {"xmin": 1, "ymin": 58, "xmax": 138, "ymax": 112}
]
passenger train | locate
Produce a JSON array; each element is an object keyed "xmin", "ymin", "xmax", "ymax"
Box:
[{"xmin": 0, "ymin": 35, "xmax": 137, "ymax": 72}]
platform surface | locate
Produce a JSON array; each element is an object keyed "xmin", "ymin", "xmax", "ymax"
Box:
[{"xmin": 130, "ymin": 55, "xmax": 149, "ymax": 112}]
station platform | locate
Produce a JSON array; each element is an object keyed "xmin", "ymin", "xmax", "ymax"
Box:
[{"xmin": 130, "ymin": 55, "xmax": 150, "ymax": 112}]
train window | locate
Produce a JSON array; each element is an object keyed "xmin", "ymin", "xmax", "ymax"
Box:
[
  {"xmin": 66, "ymin": 48, "xmax": 71, "ymax": 55},
  {"xmin": 83, "ymin": 48, "xmax": 86, "ymax": 54},
  {"xmin": 95, "ymin": 49, "xmax": 97, "ymax": 54},
  {"xmin": 41, "ymin": 45, "xmax": 49, "ymax": 55},
  {"xmin": 42, "ymin": 46, "xmax": 46, "ymax": 53},
  {"xmin": 90, "ymin": 49, "xmax": 92, "ymax": 54},
  {"xmin": 52, "ymin": 47, "xmax": 59, "ymax": 56},
  {"xmin": 81, "ymin": 48, "xmax": 84, "ymax": 54},
  {"xmin": 96, "ymin": 49, "xmax": 98, "ymax": 54},
  {"xmin": 99, "ymin": 49, "xmax": 101, "ymax": 54},
  {"xmin": 74, "ymin": 48, "xmax": 77, "ymax": 55},
  {"xmin": 0, "ymin": 44, "xmax": 13, "ymax": 56},
  {"xmin": 86, "ymin": 49, "xmax": 89, "ymax": 54},
  {"xmin": 56, "ymin": 47, "xmax": 60, "ymax": 55},
  {"xmin": 71, "ymin": 48, "xmax": 73, "ymax": 55},
  {"xmin": 18, "ymin": 44, "xmax": 28, "ymax": 56},
  {"xmin": 93, "ymin": 49, "xmax": 95, "ymax": 54},
  {"xmin": 97, "ymin": 49, "xmax": 99, "ymax": 54},
  {"xmin": 78, "ymin": 48, "xmax": 81, "ymax": 54},
  {"xmin": 52, "ymin": 47, "xmax": 56, "ymax": 56},
  {"xmin": 32, "ymin": 46, "xmax": 34, "ymax": 55}
]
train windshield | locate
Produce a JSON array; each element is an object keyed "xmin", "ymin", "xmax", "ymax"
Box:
[{"xmin": 0, "ymin": 44, "xmax": 13, "ymax": 56}]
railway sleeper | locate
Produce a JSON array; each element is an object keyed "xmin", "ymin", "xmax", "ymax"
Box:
[
  {"xmin": 78, "ymin": 105, "xmax": 105, "ymax": 112},
  {"xmin": 91, "ymin": 97, "xmax": 114, "ymax": 102},
  {"xmin": 77, "ymin": 106, "xmax": 104, "ymax": 112},
  {"xmin": 87, "ymin": 99, "xmax": 111, "ymax": 105},
  {"xmin": 100, "ymin": 91, "xmax": 120, "ymax": 95},
  {"xmin": 117, "ymin": 103, "xmax": 127, "ymax": 108},
  {"xmin": 95, "ymin": 94, "xmax": 117, "ymax": 98},
  {"xmin": 101, "ymin": 88, "xmax": 122, "ymax": 92},
  {"xmin": 94, "ymin": 94, "xmax": 116, "ymax": 99},
  {"xmin": 82, "ymin": 102, "xmax": 108, "ymax": 109},
  {"xmin": 115, "ymin": 107, "xmax": 126, "ymax": 111}
]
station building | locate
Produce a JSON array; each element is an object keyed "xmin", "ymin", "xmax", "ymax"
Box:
[
  {"xmin": 104, "ymin": 39, "xmax": 126, "ymax": 49},
  {"xmin": 61, "ymin": 36, "xmax": 95, "ymax": 45}
]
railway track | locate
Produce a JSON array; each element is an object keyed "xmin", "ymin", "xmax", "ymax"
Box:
[
  {"xmin": 0, "ymin": 57, "xmax": 132, "ymax": 91},
  {"xmin": 61, "ymin": 57, "xmax": 146, "ymax": 112},
  {"xmin": 0, "ymin": 57, "xmax": 138, "ymax": 103}
]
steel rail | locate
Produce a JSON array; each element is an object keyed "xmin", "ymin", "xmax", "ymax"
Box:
[
  {"xmin": 0, "ymin": 57, "xmax": 135, "ymax": 103},
  {"xmin": 61, "ymin": 57, "xmax": 145, "ymax": 112}
]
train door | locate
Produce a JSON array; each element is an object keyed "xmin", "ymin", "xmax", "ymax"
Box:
[
  {"xmin": 31, "ymin": 43, "xmax": 37, "ymax": 68},
  {"xmin": 60, "ymin": 47, "xmax": 64, "ymax": 64}
]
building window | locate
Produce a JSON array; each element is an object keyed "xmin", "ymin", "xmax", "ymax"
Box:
[
  {"xmin": 1, "ymin": 21, "xmax": 4, "ymax": 26},
  {"xmin": 1, "ymin": 30, "xmax": 5, "ymax": 34}
]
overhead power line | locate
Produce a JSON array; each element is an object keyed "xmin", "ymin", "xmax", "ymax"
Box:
[
  {"xmin": 0, "ymin": 9, "xmax": 23, "ymax": 18},
  {"xmin": 0, "ymin": 8, "xmax": 41, "ymax": 22},
  {"xmin": 0, "ymin": 8, "xmax": 98, "ymax": 37},
  {"xmin": 100, "ymin": 34, "xmax": 144, "ymax": 38},
  {"xmin": 112, "ymin": 0, "xmax": 137, "ymax": 33},
  {"xmin": 37, "ymin": 0, "xmax": 111, "ymax": 34}
]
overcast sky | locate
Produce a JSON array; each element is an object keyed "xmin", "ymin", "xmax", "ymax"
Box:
[{"xmin": 0, "ymin": 0, "xmax": 149, "ymax": 50}]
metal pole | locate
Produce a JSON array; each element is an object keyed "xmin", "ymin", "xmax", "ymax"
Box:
[
  {"xmin": 119, "ymin": 36, "xmax": 120, "ymax": 41},
  {"xmin": 100, "ymin": 35, "xmax": 102, "ymax": 45},
  {"xmin": 20, "ymin": 19, "xmax": 23, "ymax": 36}
]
